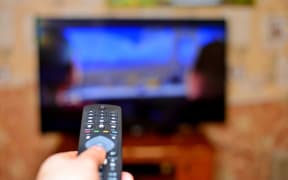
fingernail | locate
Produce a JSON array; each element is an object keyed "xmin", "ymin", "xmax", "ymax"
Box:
[{"xmin": 90, "ymin": 145, "xmax": 106, "ymax": 152}]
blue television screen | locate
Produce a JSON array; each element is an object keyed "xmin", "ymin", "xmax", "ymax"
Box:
[
  {"xmin": 37, "ymin": 19, "xmax": 226, "ymax": 133},
  {"xmin": 38, "ymin": 19, "xmax": 225, "ymax": 103}
]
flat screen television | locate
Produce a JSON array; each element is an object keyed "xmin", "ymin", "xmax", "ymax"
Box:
[{"xmin": 36, "ymin": 18, "xmax": 226, "ymax": 135}]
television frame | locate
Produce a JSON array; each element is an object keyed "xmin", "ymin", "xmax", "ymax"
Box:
[{"xmin": 36, "ymin": 18, "xmax": 227, "ymax": 135}]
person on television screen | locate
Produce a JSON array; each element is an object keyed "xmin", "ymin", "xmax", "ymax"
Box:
[
  {"xmin": 160, "ymin": 41, "xmax": 226, "ymax": 132},
  {"xmin": 39, "ymin": 28, "xmax": 80, "ymax": 106},
  {"xmin": 186, "ymin": 41, "xmax": 226, "ymax": 100}
]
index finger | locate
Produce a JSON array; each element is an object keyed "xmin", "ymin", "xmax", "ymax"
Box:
[
  {"xmin": 78, "ymin": 146, "xmax": 106, "ymax": 165},
  {"xmin": 122, "ymin": 172, "xmax": 134, "ymax": 180},
  {"xmin": 48, "ymin": 151, "xmax": 78, "ymax": 159}
]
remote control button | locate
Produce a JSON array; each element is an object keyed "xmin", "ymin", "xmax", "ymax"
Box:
[
  {"xmin": 99, "ymin": 120, "xmax": 105, "ymax": 123},
  {"xmin": 110, "ymin": 162, "xmax": 116, "ymax": 167},
  {"xmin": 87, "ymin": 124, "xmax": 92, "ymax": 128},
  {"xmin": 88, "ymin": 117, "xmax": 93, "ymax": 120},
  {"xmin": 99, "ymin": 124, "xmax": 104, "ymax": 129},
  {"xmin": 103, "ymin": 130, "xmax": 110, "ymax": 133},
  {"xmin": 85, "ymin": 136, "xmax": 115, "ymax": 152},
  {"xmin": 108, "ymin": 172, "xmax": 117, "ymax": 175},
  {"xmin": 110, "ymin": 167, "xmax": 116, "ymax": 171},
  {"xmin": 85, "ymin": 129, "xmax": 91, "ymax": 133},
  {"xmin": 108, "ymin": 172, "xmax": 117, "ymax": 177},
  {"xmin": 111, "ymin": 130, "xmax": 118, "ymax": 134},
  {"xmin": 107, "ymin": 178, "xmax": 117, "ymax": 180},
  {"xmin": 88, "ymin": 120, "xmax": 93, "ymax": 123},
  {"xmin": 86, "ymin": 135, "xmax": 91, "ymax": 139},
  {"xmin": 110, "ymin": 117, "xmax": 116, "ymax": 120},
  {"xmin": 100, "ymin": 105, "xmax": 105, "ymax": 109},
  {"xmin": 109, "ymin": 157, "xmax": 117, "ymax": 162},
  {"xmin": 111, "ymin": 125, "xmax": 116, "ymax": 129},
  {"xmin": 111, "ymin": 136, "xmax": 116, "ymax": 140},
  {"xmin": 94, "ymin": 130, "xmax": 100, "ymax": 133},
  {"xmin": 111, "ymin": 120, "xmax": 116, "ymax": 124},
  {"xmin": 109, "ymin": 151, "xmax": 117, "ymax": 156}
]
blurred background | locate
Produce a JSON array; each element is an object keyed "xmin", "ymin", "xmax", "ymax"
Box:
[{"xmin": 0, "ymin": 0, "xmax": 288, "ymax": 180}]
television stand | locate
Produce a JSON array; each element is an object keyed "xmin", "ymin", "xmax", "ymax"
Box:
[{"xmin": 122, "ymin": 133, "xmax": 214, "ymax": 180}]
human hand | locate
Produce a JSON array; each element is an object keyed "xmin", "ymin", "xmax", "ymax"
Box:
[{"xmin": 36, "ymin": 146, "xmax": 133, "ymax": 180}]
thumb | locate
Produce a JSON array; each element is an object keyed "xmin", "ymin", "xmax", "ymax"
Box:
[{"xmin": 78, "ymin": 146, "xmax": 106, "ymax": 165}]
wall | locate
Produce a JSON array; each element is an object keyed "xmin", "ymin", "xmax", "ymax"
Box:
[{"xmin": 0, "ymin": 0, "xmax": 288, "ymax": 180}]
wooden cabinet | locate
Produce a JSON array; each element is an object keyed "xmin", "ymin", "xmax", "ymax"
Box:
[{"xmin": 122, "ymin": 134, "xmax": 214, "ymax": 180}]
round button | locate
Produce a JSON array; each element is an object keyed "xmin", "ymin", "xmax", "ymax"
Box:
[
  {"xmin": 110, "ymin": 151, "xmax": 117, "ymax": 156},
  {"xmin": 110, "ymin": 162, "xmax": 116, "ymax": 167},
  {"xmin": 85, "ymin": 136, "xmax": 115, "ymax": 152},
  {"xmin": 96, "ymin": 142, "xmax": 105, "ymax": 148}
]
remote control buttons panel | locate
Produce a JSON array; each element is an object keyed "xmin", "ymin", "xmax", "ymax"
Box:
[
  {"xmin": 78, "ymin": 104, "xmax": 122, "ymax": 180},
  {"xmin": 83, "ymin": 107, "xmax": 120, "ymax": 148}
]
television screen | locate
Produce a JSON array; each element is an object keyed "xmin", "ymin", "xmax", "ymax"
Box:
[{"xmin": 37, "ymin": 18, "xmax": 226, "ymax": 134}]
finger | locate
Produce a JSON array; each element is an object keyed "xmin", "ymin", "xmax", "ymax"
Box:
[
  {"xmin": 78, "ymin": 146, "xmax": 106, "ymax": 165},
  {"xmin": 59, "ymin": 151, "xmax": 78, "ymax": 158},
  {"xmin": 122, "ymin": 172, "xmax": 134, "ymax": 180},
  {"xmin": 49, "ymin": 151, "xmax": 78, "ymax": 159}
]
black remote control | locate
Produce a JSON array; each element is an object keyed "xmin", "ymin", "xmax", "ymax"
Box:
[{"xmin": 78, "ymin": 104, "xmax": 122, "ymax": 180}]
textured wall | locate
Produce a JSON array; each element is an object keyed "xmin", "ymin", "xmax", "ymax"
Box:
[
  {"xmin": 0, "ymin": 85, "xmax": 60, "ymax": 180},
  {"xmin": 203, "ymin": 102, "xmax": 288, "ymax": 180},
  {"xmin": 0, "ymin": 0, "xmax": 288, "ymax": 180}
]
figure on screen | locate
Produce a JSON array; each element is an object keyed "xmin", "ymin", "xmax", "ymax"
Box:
[
  {"xmin": 39, "ymin": 28, "xmax": 80, "ymax": 106},
  {"xmin": 186, "ymin": 41, "xmax": 226, "ymax": 100},
  {"xmin": 161, "ymin": 41, "xmax": 226, "ymax": 132}
]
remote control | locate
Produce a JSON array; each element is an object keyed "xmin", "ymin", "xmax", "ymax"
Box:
[{"xmin": 78, "ymin": 104, "xmax": 122, "ymax": 180}]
